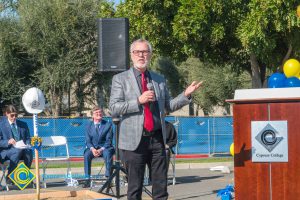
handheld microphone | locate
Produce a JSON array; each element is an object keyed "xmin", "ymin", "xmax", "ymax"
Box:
[
  {"xmin": 147, "ymin": 82, "xmax": 154, "ymax": 90},
  {"xmin": 147, "ymin": 83, "xmax": 156, "ymax": 101}
]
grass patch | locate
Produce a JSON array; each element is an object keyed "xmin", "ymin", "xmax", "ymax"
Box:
[
  {"xmin": 33, "ymin": 162, "xmax": 103, "ymax": 169},
  {"xmin": 31, "ymin": 157, "xmax": 232, "ymax": 169},
  {"xmin": 176, "ymin": 157, "xmax": 233, "ymax": 163}
]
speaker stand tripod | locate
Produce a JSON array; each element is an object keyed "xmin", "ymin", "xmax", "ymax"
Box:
[{"xmin": 98, "ymin": 118, "xmax": 152, "ymax": 199}]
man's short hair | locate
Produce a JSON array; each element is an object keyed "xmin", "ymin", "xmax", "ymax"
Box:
[
  {"xmin": 5, "ymin": 105, "xmax": 18, "ymax": 114},
  {"xmin": 91, "ymin": 106, "xmax": 102, "ymax": 115},
  {"xmin": 130, "ymin": 39, "xmax": 152, "ymax": 53}
]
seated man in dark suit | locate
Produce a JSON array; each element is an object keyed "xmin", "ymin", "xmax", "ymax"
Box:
[
  {"xmin": 165, "ymin": 120, "xmax": 178, "ymax": 167},
  {"xmin": 0, "ymin": 105, "xmax": 33, "ymax": 183},
  {"xmin": 83, "ymin": 106, "xmax": 114, "ymax": 186}
]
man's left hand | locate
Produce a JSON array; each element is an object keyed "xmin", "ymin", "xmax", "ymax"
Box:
[
  {"xmin": 184, "ymin": 81, "xmax": 203, "ymax": 97},
  {"xmin": 98, "ymin": 149, "xmax": 103, "ymax": 156}
]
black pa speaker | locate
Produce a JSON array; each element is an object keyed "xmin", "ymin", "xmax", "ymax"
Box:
[{"xmin": 97, "ymin": 18, "xmax": 129, "ymax": 72}]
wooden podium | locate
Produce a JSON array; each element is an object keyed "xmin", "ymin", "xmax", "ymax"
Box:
[{"xmin": 227, "ymin": 88, "xmax": 300, "ymax": 200}]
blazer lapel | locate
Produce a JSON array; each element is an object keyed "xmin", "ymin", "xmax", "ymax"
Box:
[
  {"xmin": 149, "ymin": 71, "xmax": 161, "ymax": 100},
  {"xmin": 96, "ymin": 121, "xmax": 106, "ymax": 142},
  {"xmin": 5, "ymin": 120, "xmax": 13, "ymax": 139},
  {"xmin": 128, "ymin": 68, "xmax": 141, "ymax": 97},
  {"xmin": 150, "ymin": 71, "xmax": 163, "ymax": 114},
  {"xmin": 16, "ymin": 121, "xmax": 22, "ymax": 139},
  {"xmin": 93, "ymin": 124, "xmax": 100, "ymax": 143}
]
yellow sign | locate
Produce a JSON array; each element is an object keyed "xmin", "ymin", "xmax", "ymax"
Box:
[{"xmin": 8, "ymin": 162, "xmax": 35, "ymax": 190}]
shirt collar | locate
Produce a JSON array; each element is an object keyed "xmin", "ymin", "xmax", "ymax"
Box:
[
  {"xmin": 132, "ymin": 67, "xmax": 149, "ymax": 78},
  {"xmin": 8, "ymin": 119, "xmax": 16, "ymax": 126},
  {"xmin": 94, "ymin": 121, "xmax": 102, "ymax": 126}
]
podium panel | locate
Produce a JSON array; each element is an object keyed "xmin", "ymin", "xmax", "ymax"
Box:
[
  {"xmin": 229, "ymin": 88, "xmax": 300, "ymax": 200},
  {"xmin": 233, "ymin": 103, "xmax": 270, "ymax": 200}
]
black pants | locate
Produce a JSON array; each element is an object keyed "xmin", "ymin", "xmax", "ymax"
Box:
[{"xmin": 121, "ymin": 132, "xmax": 168, "ymax": 200}]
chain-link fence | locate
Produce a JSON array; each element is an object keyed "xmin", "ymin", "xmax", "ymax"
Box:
[
  {"xmin": 165, "ymin": 116, "xmax": 233, "ymax": 155},
  {"xmin": 20, "ymin": 116, "xmax": 233, "ymax": 157}
]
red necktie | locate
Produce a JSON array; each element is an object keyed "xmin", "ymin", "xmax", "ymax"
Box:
[{"xmin": 141, "ymin": 72, "xmax": 154, "ymax": 132}]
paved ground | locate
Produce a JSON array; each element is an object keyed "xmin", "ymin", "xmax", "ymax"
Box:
[
  {"xmin": 0, "ymin": 162, "xmax": 234, "ymax": 200},
  {"xmin": 99, "ymin": 167, "xmax": 234, "ymax": 200}
]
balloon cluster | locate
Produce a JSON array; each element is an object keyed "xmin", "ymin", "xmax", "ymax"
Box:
[{"xmin": 268, "ymin": 59, "xmax": 300, "ymax": 88}]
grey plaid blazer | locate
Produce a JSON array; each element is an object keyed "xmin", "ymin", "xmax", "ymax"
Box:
[{"xmin": 109, "ymin": 67, "xmax": 190, "ymax": 151}]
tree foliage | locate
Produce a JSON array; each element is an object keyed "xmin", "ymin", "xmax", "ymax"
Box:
[
  {"xmin": 115, "ymin": 0, "xmax": 252, "ymax": 114},
  {"xmin": 151, "ymin": 57, "xmax": 184, "ymax": 97},
  {"xmin": 236, "ymin": 0, "xmax": 300, "ymax": 87},
  {"xmin": 118, "ymin": 0, "xmax": 300, "ymax": 89},
  {"xmin": 0, "ymin": 18, "xmax": 34, "ymax": 109},
  {"xmin": 0, "ymin": 0, "xmax": 116, "ymax": 116},
  {"xmin": 116, "ymin": 0, "xmax": 185, "ymax": 61},
  {"xmin": 173, "ymin": 0, "xmax": 244, "ymax": 64},
  {"xmin": 173, "ymin": 0, "xmax": 300, "ymax": 88},
  {"xmin": 177, "ymin": 57, "xmax": 250, "ymax": 115},
  {"xmin": 17, "ymin": 0, "xmax": 114, "ymax": 116},
  {"xmin": 2, "ymin": 0, "xmax": 300, "ymax": 116}
]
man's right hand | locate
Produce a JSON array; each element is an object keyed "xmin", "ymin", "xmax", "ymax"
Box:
[
  {"xmin": 8, "ymin": 138, "xmax": 16, "ymax": 145},
  {"xmin": 138, "ymin": 90, "xmax": 155, "ymax": 104},
  {"xmin": 91, "ymin": 148, "xmax": 100, "ymax": 157}
]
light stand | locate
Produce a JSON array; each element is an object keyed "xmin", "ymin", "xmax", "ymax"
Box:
[{"xmin": 98, "ymin": 117, "xmax": 127, "ymax": 198}]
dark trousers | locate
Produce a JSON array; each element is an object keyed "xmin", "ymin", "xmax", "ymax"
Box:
[
  {"xmin": 83, "ymin": 147, "xmax": 114, "ymax": 178},
  {"xmin": 121, "ymin": 132, "xmax": 168, "ymax": 200},
  {"xmin": 0, "ymin": 147, "xmax": 33, "ymax": 175}
]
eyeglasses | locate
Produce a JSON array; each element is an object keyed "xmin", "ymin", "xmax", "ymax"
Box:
[
  {"xmin": 131, "ymin": 50, "xmax": 151, "ymax": 56},
  {"xmin": 93, "ymin": 111, "xmax": 102, "ymax": 115},
  {"xmin": 9, "ymin": 113, "xmax": 18, "ymax": 118}
]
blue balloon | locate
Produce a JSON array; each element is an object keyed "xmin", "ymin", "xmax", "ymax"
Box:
[
  {"xmin": 284, "ymin": 77, "xmax": 300, "ymax": 87},
  {"xmin": 268, "ymin": 73, "xmax": 286, "ymax": 88}
]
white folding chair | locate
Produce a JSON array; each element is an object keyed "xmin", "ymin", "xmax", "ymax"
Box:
[
  {"xmin": 0, "ymin": 160, "xmax": 10, "ymax": 191},
  {"xmin": 168, "ymin": 149, "xmax": 176, "ymax": 185},
  {"xmin": 144, "ymin": 164, "xmax": 150, "ymax": 186},
  {"xmin": 41, "ymin": 136, "xmax": 73, "ymax": 188}
]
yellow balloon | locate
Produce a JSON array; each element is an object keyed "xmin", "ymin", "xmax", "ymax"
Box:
[
  {"xmin": 230, "ymin": 143, "xmax": 234, "ymax": 156},
  {"xmin": 297, "ymin": 5, "xmax": 300, "ymax": 17},
  {"xmin": 283, "ymin": 59, "xmax": 300, "ymax": 78}
]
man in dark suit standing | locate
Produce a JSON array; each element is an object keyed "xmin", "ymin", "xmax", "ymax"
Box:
[
  {"xmin": 0, "ymin": 105, "xmax": 33, "ymax": 180},
  {"xmin": 83, "ymin": 107, "xmax": 114, "ymax": 184},
  {"xmin": 109, "ymin": 39, "xmax": 202, "ymax": 200}
]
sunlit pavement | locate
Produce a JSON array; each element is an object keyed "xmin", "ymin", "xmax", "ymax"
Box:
[{"xmin": 1, "ymin": 162, "xmax": 234, "ymax": 200}]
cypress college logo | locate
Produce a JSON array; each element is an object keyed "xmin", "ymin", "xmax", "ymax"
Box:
[
  {"xmin": 251, "ymin": 121, "xmax": 288, "ymax": 162},
  {"xmin": 8, "ymin": 162, "xmax": 35, "ymax": 190},
  {"xmin": 255, "ymin": 123, "xmax": 283, "ymax": 152}
]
